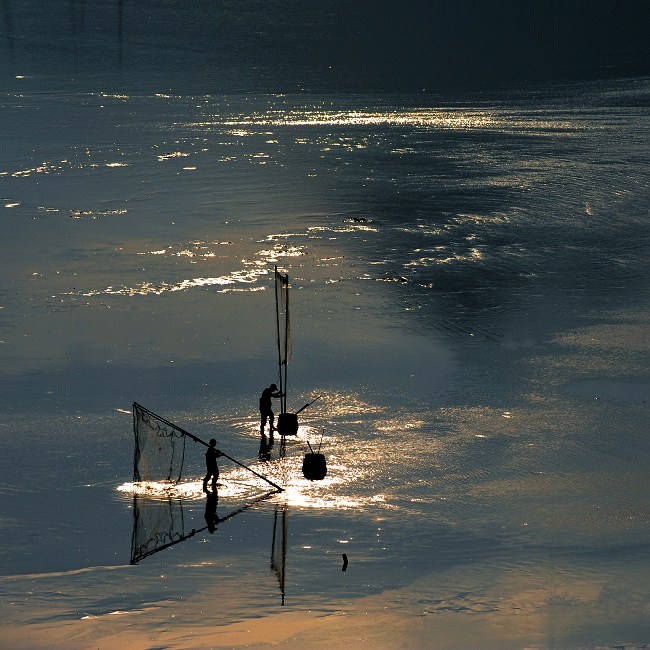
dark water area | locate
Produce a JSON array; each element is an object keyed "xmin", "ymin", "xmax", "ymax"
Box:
[
  {"xmin": 1, "ymin": 0, "xmax": 649, "ymax": 93},
  {"xmin": 1, "ymin": 6, "xmax": 650, "ymax": 647}
]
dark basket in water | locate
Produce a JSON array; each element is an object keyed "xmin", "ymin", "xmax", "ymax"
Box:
[
  {"xmin": 302, "ymin": 453, "xmax": 327, "ymax": 480},
  {"xmin": 278, "ymin": 412, "xmax": 299, "ymax": 436}
]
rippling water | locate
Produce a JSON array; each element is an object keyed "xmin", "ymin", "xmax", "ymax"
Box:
[{"xmin": 1, "ymin": 77, "xmax": 649, "ymax": 648}]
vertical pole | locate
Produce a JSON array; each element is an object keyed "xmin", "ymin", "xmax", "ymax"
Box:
[
  {"xmin": 132, "ymin": 402, "xmax": 140, "ymax": 482},
  {"xmin": 283, "ymin": 273, "xmax": 289, "ymax": 414},
  {"xmin": 274, "ymin": 266, "xmax": 284, "ymax": 409}
]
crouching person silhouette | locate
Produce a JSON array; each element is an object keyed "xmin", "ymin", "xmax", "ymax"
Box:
[{"xmin": 203, "ymin": 438, "xmax": 223, "ymax": 493}]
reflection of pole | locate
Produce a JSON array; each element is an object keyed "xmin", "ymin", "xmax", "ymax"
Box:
[
  {"xmin": 271, "ymin": 505, "xmax": 287, "ymax": 605},
  {"xmin": 281, "ymin": 507, "xmax": 287, "ymax": 606}
]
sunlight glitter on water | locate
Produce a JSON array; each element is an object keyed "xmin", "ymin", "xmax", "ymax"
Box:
[
  {"xmin": 61, "ymin": 234, "xmax": 316, "ymax": 299},
  {"xmin": 71, "ymin": 268, "xmax": 268, "ymax": 297},
  {"xmin": 116, "ymin": 411, "xmax": 377, "ymax": 511},
  {"xmin": 116, "ymin": 458, "xmax": 368, "ymax": 510},
  {"xmin": 217, "ymin": 109, "xmax": 502, "ymax": 130},
  {"xmin": 188, "ymin": 106, "xmax": 590, "ymax": 139}
]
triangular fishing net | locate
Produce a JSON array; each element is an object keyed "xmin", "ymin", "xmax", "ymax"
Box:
[{"xmin": 133, "ymin": 402, "xmax": 186, "ymax": 483}]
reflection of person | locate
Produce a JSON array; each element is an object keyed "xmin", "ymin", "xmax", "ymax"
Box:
[
  {"xmin": 202, "ymin": 438, "xmax": 223, "ymax": 493},
  {"xmin": 259, "ymin": 432, "xmax": 273, "ymax": 460},
  {"xmin": 204, "ymin": 489, "xmax": 219, "ymax": 533},
  {"xmin": 259, "ymin": 383, "xmax": 283, "ymax": 436}
]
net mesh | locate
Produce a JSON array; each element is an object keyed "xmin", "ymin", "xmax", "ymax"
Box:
[
  {"xmin": 133, "ymin": 402, "xmax": 186, "ymax": 483},
  {"xmin": 276, "ymin": 269, "xmax": 292, "ymax": 365}
]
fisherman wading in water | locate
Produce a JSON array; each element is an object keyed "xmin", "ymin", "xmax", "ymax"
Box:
[
  {"xmin": 203, "ymin": 438, "xmax": 223, "ymax": 493},
  {"xmin": 260, "ymin": 383, "xmax": 283, "ymax": 437}
]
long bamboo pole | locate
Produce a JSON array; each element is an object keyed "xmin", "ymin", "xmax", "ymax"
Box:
[
  {"xmin": 283, "ymin": 271, "xmax": 289, "ymax": 414},
  {"xmin": 274, "ymin": 266, "xmax": 284, "ymax": 411}
]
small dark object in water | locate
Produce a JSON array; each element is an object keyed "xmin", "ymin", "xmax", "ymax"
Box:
[
  {"xmin": 277, "ymin": 412, "xmax": 299, "ymax": 436},
  {"xmin": 342, "ymin": 553, "xmax": 348, "ymax": 571},
  {"xmin": 302, "ymin": 452, "xmax": 327, "ymax": 480}
]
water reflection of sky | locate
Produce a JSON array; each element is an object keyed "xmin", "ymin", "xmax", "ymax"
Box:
[{"xmin": 0, "ymin": 87, "xmax": 647, "ymax": 408}]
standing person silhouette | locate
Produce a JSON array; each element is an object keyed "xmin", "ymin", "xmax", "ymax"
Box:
[
  {"xmin": 259, "ymin": 383, "xmax": 283, "ymax": 437},
  {"xmin": 203, "ymin": 438, "xmax": 223, "ymax": 493}
]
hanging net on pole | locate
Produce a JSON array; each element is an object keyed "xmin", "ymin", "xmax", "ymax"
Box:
[
  {"xmin": 275, "ymin": 268, "xmax": 291, "ymax": 413},
  {"xmin": 275, "ymin": 268, "xmax": 291, "ymax": 364},
  {"xmin": 133, "ymin": 402, "xmax": 186, "ymax": 483}
]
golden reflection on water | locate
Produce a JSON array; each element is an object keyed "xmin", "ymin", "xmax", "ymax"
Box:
[
  {"xmin": 71, "ymin": 266, "xmax": 267, "ymax": 297},
  {"xmin": 65, "ymin": 234, "xmax": 312, "ymax": 298},
  {"xmin": 187, "ymin": 107, "xmax": 587, "ymax": 137},
  {"xmin": 116, "ymin": 454, "xmax": 368, "ymax": 510},
  {"xmin": 321, "ymin": 391, "xmax": 385, "ymax": 417},
  {"xmin": 11, "ymin": 161, "xmax": 69, "ymax": 177},
  {"xmin": 157, "ymin": 151, "xmax": 190, "ymax": 161},
  {"xmin": 405, "ymin": 247, "xmax": 484, "ymax": 267},
  {"xmin": 256, "ymin": 245, "xmax": 305, "ymax": 259},
  {"xmin": 218, "ymin": 110, "xmax": 501, "ymax": 130},
  {"xmin": 116, "ymin": 393, "xmax": 389, "ymax": 511},
  {"xmin": 307, "ymin": 223, "xmax": 379, "ymax": 235}
]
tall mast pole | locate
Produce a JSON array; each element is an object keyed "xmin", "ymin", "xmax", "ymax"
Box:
[
  {"xmin": 274, "ymin": 266, "xmax": 284, "ymax": 412},
  {"xmin": 283, "ymin": 275, "xmax": 289, "ymax": 414}
]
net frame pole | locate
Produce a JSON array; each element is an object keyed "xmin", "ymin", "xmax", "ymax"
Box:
[
  {"xmin": 133, "ymin": 403, "xmax": 284, "ymax": 492},
  {"xmin": 132, "ymin": 405, "xmax": 139, "ymax": 482}
]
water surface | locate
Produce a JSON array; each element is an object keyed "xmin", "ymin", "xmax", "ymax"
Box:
[{"xmin": 1, "ymin": 76, "xmax": 649, "ymax": 649}]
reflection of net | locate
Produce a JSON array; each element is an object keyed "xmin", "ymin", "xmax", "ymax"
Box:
[
  {"xmin": 130, "ymin": 491, "xmax": 278, "ymax": 565},
  {"xmin": 130, "ymin": 496, "xmax": 185, "ymax": 564},
  {"xmin": 133, "ymin": 403, "xmax": 186, "ymax": 483}
]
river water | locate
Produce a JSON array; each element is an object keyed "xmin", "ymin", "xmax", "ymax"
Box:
[{"xmin": 1, "ymin": 74, "xmax": 649, "ymax": 649}]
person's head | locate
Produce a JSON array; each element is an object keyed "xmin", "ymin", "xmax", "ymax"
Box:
[
  {"xmin": 270, "ymin": 383, "xmax": 277, "ymax": 390},
  {"xmin": 209, "ymin": 438, "xmax": 217, "ymax": 447}
]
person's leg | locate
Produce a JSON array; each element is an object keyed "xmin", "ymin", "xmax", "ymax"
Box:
[{"xmin": 260, "ymin": 411, "xmax": 268, "ymax": 435}]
